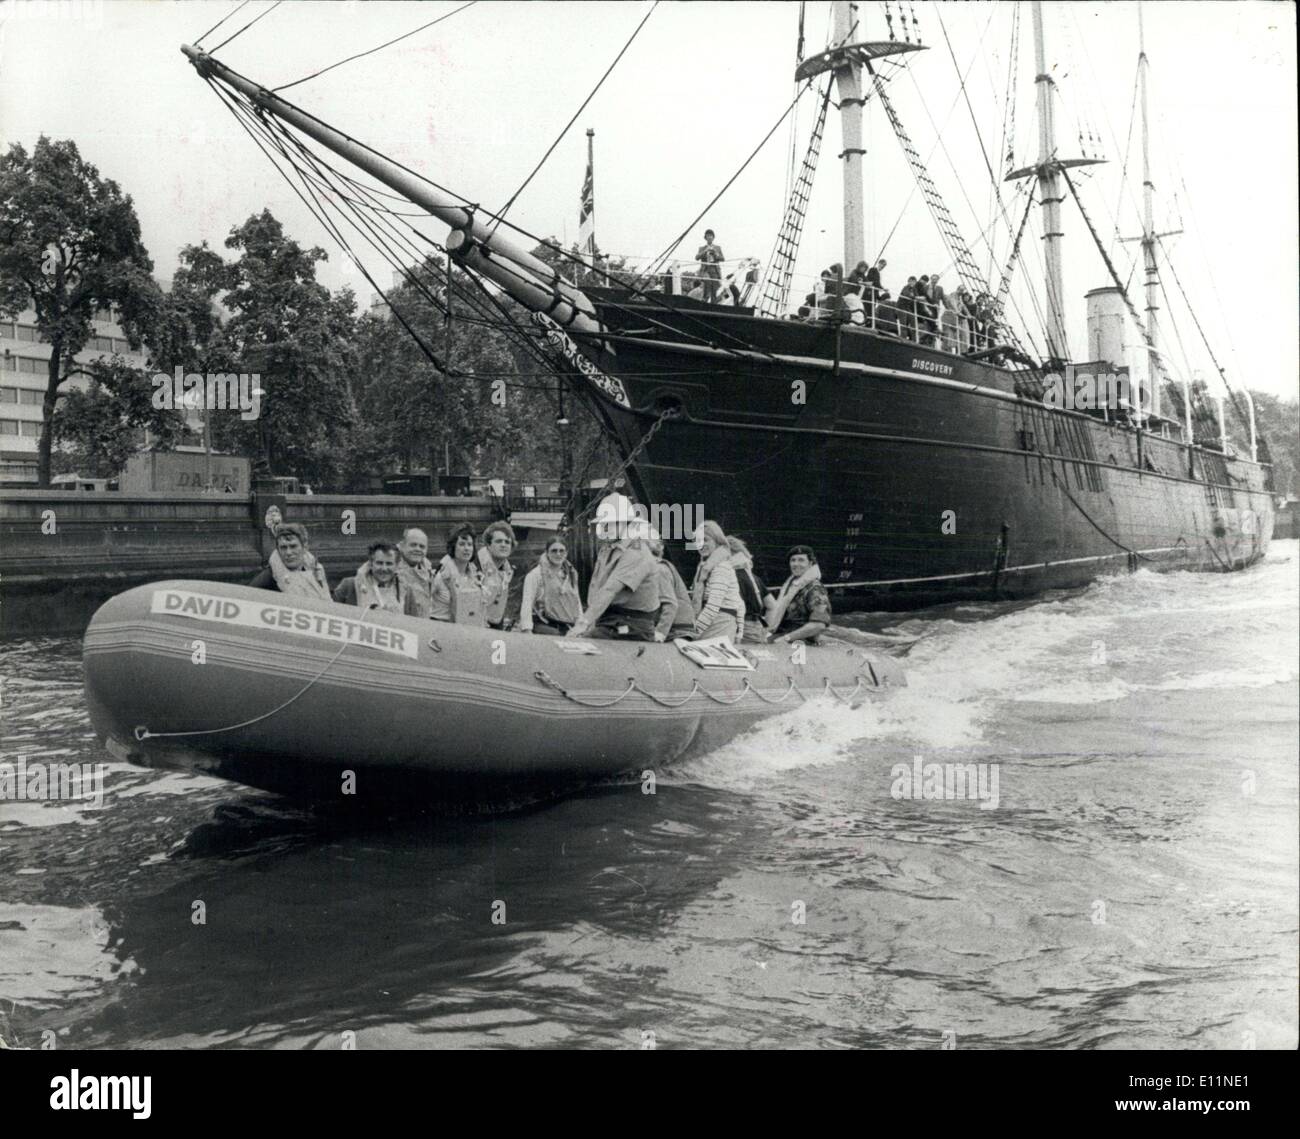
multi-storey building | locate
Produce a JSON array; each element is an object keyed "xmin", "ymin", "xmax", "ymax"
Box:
[{"xmin": 0, "ymin": 304, "xmax": 204, "ymax": 485}]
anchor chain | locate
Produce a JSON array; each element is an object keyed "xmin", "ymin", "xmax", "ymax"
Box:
[{"xmin": 569, "ymin": 405, "xmax": 680, "ymax": 528}]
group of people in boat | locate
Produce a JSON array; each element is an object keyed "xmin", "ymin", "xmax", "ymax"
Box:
[
  {"xmin": 250, "ymin": 497, "xmax": 833, "ymax": 646},
  {"xmin": 797, "ymin": 259, "xmax": 1002, "ymax": 352}
]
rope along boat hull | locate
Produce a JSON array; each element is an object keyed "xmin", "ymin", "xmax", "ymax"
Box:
[{"xmin": 83, "ymin": 581, "xmax": 904, "ymax": 801}]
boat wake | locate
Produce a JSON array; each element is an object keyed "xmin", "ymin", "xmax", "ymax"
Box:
[{"xmin": 673, "ymin": 546, "xmax": 1299, "ymax": 791}]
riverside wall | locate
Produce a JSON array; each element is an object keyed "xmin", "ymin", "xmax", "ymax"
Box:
[{"xmin": 0, "ymin": 491, "xmax": 554, "ymax": 636}]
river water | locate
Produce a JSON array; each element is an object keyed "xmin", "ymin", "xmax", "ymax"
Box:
[{"xmin": 2, "ymin": 544, "xmax": 1296, "ymax": 1050}]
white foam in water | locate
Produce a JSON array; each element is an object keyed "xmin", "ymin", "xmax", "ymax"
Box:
[
  {"xmin": 672, "ymin": 696, "xmax": 881, "ymax": 791},
  {"xmin": 676, "ymin": 545, "xmax": 1298, "ymax": 786}
]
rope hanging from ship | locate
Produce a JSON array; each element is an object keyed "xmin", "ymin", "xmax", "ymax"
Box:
[
  {"xmin": 194, "ymin": 10, "xmax": 799, "ymax": 370},
  {"xmin": 1032, "ymin": 445, "xmax": 1153, "ymax": 565},
  {"xmin": 185, "ymin": 3, "xmax": 1268, "ymax": 490},
  {"xmin": 1060, "ymin": 165, "xmax": 1259, "ymax": 455}
]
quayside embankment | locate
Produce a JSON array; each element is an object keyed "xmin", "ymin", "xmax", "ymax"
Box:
[{"xmin": 0, "ymin": 491, "xmax": 554, "ymax": 636}]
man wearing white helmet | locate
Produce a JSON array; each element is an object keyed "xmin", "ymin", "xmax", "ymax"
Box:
[{"xmin": 568, "ymin": 494, "xmax": 661, "ymax": 641}]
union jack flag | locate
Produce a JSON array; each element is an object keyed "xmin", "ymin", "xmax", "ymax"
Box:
[{"xmin": 578, "ymin": 151, "xmax": 595, "ymax": 256}]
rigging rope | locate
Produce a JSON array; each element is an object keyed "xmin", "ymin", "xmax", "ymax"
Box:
[
  {"xmin": 207, "ymin": 0, "xmax": 282, "ymax": 54},
  {"xmin": 214, "ymin": 81, "xmax": 456, "ymax": 377},
  {"xmin": 195, "ymin": 0, "xmax": 250, "ymax": 47},
  {"xmin": 492, "ymin": 1, "xmax": 659, "ymax": 234},
  {"xmin": 1034, "ymin": 446, "xmax": 1152, "ymax": 563},
  {"xmin": 934, "ymin": 3, "xmax": 1005, "ymax": 239},
  {"xmin": 759, "ymin": 78, "xmax": 834, "ymax": 317},
  {"xmin": 644, "ymin": 77, "xmax": 816, "ymax": 279},
  {"xmin": 272, "ymin": 0, "xmax": 479, "ymax": 92},
  {"xmin": 1161, "ymin": 257, "xmax": 1262, "ymax": 455},
  {"xmin": 199, "ymin": 47, "xmax": 783, "ymax": 368}
]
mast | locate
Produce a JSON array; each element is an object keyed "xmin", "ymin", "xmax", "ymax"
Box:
[
  {"xmin": 1136, "ymin": 6, "xmax": 1159, "ymax": 418},
  {"xmin": 833, "ymin": 1, "xmax": 866, "ymax": 271},
  {"xmin": 795, "ymin": 4, "xmax": 923, "ymax": 274},
  {"xmin": 1007, "ymin": 3, "xmax": 1104, "ymax": 366},
  {"xmin": 1031, "ymin": 1, "xmax": 1066, "ymax": 362}
]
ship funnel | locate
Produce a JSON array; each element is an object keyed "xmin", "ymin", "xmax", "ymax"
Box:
[{"xmin": 1085, "ymin": 286, "xmax": 1126, "ymax": 370}]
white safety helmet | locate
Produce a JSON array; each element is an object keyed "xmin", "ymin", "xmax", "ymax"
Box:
[{"xmin": 593, "ymin": 493, "xmax": 637, "ymax": 540}]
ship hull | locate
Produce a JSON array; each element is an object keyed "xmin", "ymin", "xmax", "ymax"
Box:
[{"xmin": 571, "ymin": 299, "xmax": 1274, "ymax": 608}]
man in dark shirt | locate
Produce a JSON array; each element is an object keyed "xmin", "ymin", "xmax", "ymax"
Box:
[{"xmin": 765, "ymin": 545, "xmax": 832, "ymax": 644}]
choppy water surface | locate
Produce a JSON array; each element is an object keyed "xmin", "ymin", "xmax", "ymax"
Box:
[{"xmin": 2, "ymin": 545, "xmax": 1296, "ymax": 1049}]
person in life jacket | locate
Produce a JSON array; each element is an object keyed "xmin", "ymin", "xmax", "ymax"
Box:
[
  {"xmin": 519, "ymin": 534, "xmax": 584, "ymax": 635},
  {"xmin": 477, "ymin": 521, "xmax": 517, "ymax": 630},
  {"xmin": 334, "ymin": 541, "xmax": 421, "ymax": 615},
  {"xmin": 395, "ymin": 527, "xmax": 435, "ymax": 618},
  {"xmin": 249, "ymin": 522, "xmax": 330, "ymax": 600},
  {"xmin": 430, "ymin": 524, "xmax": 486, "ymax": 625},
  {"xmin": 648, "ymin": 530, "xmax": 695, "ymax": 643}
]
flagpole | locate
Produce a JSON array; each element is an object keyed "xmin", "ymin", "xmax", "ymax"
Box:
[{"xmin": 586, "ymin": 127, "xmax": 597, "ymax": 281}]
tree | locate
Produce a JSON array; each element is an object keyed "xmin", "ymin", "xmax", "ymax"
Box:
[
  {"xmin": 1248, "ymin": 389, "xmax": 1299, "ymax": 498},
  {"xmin": 349, "ymin": 250, "xmax": 617, "ymax": 496},
  {"xmin": 0, "ymin": 137, "xmax": 161, "ymax": 485},
  {"xmin": 207, "ymin": 211, "xmax": 356, "ymax": 485},
  {"xmin": 52, "ymin": 360, "xmax": 184, "ymax": 478}
]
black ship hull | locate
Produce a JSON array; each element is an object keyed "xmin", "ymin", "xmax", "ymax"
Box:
[{"xmin": 562, "ymin": 296, "xmax": 1274, "ymax": 610}]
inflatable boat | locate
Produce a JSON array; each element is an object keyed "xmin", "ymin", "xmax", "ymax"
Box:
[{"xmin": 83, "ymin": 580, "xmax": 905, "ymax": 801}]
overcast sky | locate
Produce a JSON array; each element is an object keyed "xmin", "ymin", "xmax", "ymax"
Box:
[{"xmin": 2, "ymin": 0, "xmax": 1295, "ymax": 397}]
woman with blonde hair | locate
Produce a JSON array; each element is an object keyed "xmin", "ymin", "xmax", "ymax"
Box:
[{"xmin": 689, "ymin": 520, "xmax": 743, "ymax": 641}]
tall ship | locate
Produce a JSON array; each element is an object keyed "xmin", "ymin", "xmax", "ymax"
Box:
[{"xmin": 181, "ymin": 0, "xmax": 1274, "ymax": 609}]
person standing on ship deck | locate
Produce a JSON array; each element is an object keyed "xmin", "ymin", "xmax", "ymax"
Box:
[
  {"xmin": 865, "ymin": 259, "xmax": 886, "ymax": 329},
  {"xmin": 695, "ymin": 229, "xmax": 724, "ymax": 303},
  {"xmin": 917, "ymin": 275, "xmax": 939, "ymax": 345},
  {"xmin": 897, "ymin": 277, "xmax": 919, "ymax": 342}
]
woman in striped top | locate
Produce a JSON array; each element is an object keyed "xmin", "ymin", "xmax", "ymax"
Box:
[{"xmin": 689, "ymin": 520, "xmax": 743, "ymax": 642}]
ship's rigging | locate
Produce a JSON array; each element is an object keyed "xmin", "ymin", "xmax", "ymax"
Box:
[{"xmin": 184, "ymin": 0, "xmax": 1264, "ymax": 466}]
